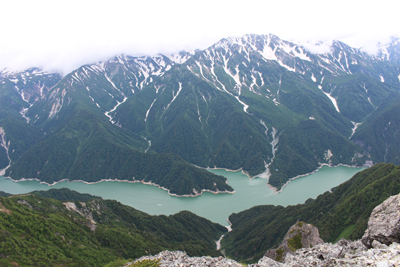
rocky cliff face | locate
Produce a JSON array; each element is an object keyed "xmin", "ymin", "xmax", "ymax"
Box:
[{"xmin": 362, "ymin": 193, "xmax": 400, "ymax": 248}]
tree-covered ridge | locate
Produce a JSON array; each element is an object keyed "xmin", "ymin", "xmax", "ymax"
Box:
[
  {"xmin": 0, "ymin": 189, "xmax": 226, "ymax": 266},
  {"xmin": 112, "ymin": 65, "xmax": 276, "ymax": 176},
  {"xmin": 267, "ymin": 119, "xmax": 366, "ymax": 189},
  {"xmin": 221, "ymin": 163, "xmax": 400, "ymax": 263},
  {"xmin": 0, "ymin": 191, "xmax": 11, "ymax": 197},
  {"xmin": 5, "ymin": 103, "xmax": 233, "ymax": 196},
  {"xmin": 31, "ymin": 188, "xmax": 102, "ymax": 201},
  {"xmin": 352, "ymin": 93, "xmax": 400, "ymax": 165}
]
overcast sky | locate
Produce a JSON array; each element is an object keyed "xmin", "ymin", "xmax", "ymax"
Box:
[{"xmin": 1, "ymin": 0, "xmax": 399, "ymax": 75}]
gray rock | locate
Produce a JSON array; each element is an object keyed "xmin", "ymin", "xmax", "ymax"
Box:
[
  {"xmin": 362, "ymin": 193, "xmax": 400, "ymax": 248},
  {"xmin": 125, "ymin": 242, "xmax": 400, "ymax": 267},
  {"xmin": 126, "ymin": 250, "xmax": 244, "ymax": 267},
  {"xmin": 282, "ymin": 240, "xmax": 400, "ymax": 267},
  {"xmin": 264, "ymin": 221, "xmax": 324, "ymax": 262},
  {"xmin": 249, "ymin": 256, "xmax": 287, "ymax": 267},
  {"xmin": 284, "ymin": 239, "xmax": 368, "ymax": 266}
]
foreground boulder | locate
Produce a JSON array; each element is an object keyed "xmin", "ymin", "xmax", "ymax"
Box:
[
  {"xmin": 264, "ymin": 221, "xmax": 324, "ymax": 262},
  {"xmin": 362, "ymin": 193, "xmax": 400, "ymax": 248}
]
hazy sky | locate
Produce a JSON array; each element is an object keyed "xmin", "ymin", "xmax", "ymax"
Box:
[{"xmin": 1, "ymin": 0, "xmax": 399, "ymax": 75}]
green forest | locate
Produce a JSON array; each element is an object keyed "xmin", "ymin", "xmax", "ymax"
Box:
[
  {"xmin": 0, "ymin": 189, "xmax": 226, "ymax": 266},
  {"xmin": 221, "ymin": 163, "xmax": 400, "ymax": 263}
]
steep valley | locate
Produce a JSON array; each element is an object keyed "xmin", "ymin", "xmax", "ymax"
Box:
[{"xmin": 1, "ymin": 33, "xmax": 400, "ymax": 266}]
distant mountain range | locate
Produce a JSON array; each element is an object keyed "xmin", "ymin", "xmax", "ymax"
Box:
[{"xmin": 1, "ymin": 34, "xmax": 399, "ymax": 194}]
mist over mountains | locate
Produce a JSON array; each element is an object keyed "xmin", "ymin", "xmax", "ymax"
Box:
[{"xmin": 1, "ymin": 34, "xmax": 400, "ymax": 194}]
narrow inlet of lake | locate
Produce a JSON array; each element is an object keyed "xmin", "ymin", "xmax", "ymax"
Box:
[{"xmin": 0, "ymin": 165, "xmax": 363, "ymax": 226}]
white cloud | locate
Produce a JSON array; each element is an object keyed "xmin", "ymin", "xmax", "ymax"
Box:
[{"xmin": 1, "ymin": 0, "xmax": 399, "ymax": 75}]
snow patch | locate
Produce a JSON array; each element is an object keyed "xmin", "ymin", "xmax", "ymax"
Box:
[
  {"xmin": 0, "ymin": 127, "xmax": 11, "ymax": 175},
  {"xmin": 262, "ymin": 126, "xmax": 280, "ymax": 178},
  {"xmin": 195, "ymin": 61, "xmax": 211, "ymax": 83},
  {"xmin": 277, "ymin": 60, "xmax": 296, "ymax": 72},
  {"xmin": 311, "ymin": 73, "xmax": 316, "ymax": 82},
  {"xmin": 20, "ymin": 108, "xmax": 30, "ymax": 123},
  {"xmin": 142, "ymin": 136, "xmax": 152, "ymax": 153},
  {"xmin": 164, "ymin": 82, "xmax": 183, "ymax": 111},
  {"xmin": 166, "ymin": 52, "xmax": 191, "ymax": 64},
  {"xmin": 255, "ymin": 71, "xmax": 265, "ymax": 87},
  {"xmin": 281, "ymin": 42, "xmax": 311, "ymax": 61},
  {"xmin": 249, "ymin": 73, "xmax": 257, "ymax": 93},
  {"xmin": 260, "ymin": 45, "xmax": 277, "ymax": 61},
  {"xmin": 350, "ymin": 121, "xmax": 362, "ymax": 138},
  {"xmin": 144, "ymin": 99, "xmax": 156, "ymax": 122},
  {"xmin": 260, "ymin": 120, "xmax": 268, "ymax": 136},
  {"xmin": 48, "ymin": 88, "xmax": 67, "ymax": 119},
  {"xmin": 105, "ymin": 97, "xmax": 127, "ymax": 123},
  {"xmin": 222, "ymin": 55, "xmax": 241, "ymax": 87},
  {"xmin": 319, "ymin": 86, "xmax": 340, "ymax": 113}
]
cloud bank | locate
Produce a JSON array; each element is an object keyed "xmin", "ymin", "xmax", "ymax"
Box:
[{"xmin": 1, "ymin": 0, "xmax": 399, "ymax": 75}]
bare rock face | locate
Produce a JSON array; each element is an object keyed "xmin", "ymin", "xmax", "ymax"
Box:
[
  {"xmin": 283, "ymin": 240, "xmax": 400, "ymax": 267},
  {"xmin": 264, "ymin": 221, "xmax": 324, "ymax": 262},
  {"xmin": 362, "ymin": 193, "xmax": 400, "ymax": 248},
  {"xmin": 284, "ymin": 239, "xmax": 367, "ymax": 266}
]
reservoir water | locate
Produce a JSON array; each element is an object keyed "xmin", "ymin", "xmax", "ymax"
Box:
[{"xmin": 0, "ymin": 165, "xmax": 363, "ymax": 226}]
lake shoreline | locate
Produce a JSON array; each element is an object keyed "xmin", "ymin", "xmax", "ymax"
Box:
[
  {"xmin": 2, "ymin": 163, "xmax": 366, "ymax": 198},
  {"xmin": 274, "ymin": 163, "xmax": 368, "ymax": 193},
  {"xmin": 0, "ymin": 166, "xmax": 365, "ymax": 226},
  {"xmin": 2, "ymin": 176, "xmax": 235, "ymax": 198},
  {"xmin": 206, "ymin": 163, "xmax": 367, "ymax": 194}
]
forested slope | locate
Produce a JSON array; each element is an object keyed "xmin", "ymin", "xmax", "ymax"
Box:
[
  {"xmin": 0, "ymin": 189, "xmax": 226, "ymax": 266},
  {"xmin": 222, "ymin": 163, "xmax": 400, "ymax": 263}
]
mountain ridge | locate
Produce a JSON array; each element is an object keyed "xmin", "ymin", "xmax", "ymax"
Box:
[{"xmin": 1, "ymin": 33, "xmax": 399, "ymax": 193}]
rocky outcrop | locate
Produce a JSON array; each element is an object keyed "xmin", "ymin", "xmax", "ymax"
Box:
[
  {"xmin": 126, "ymin": 243, "xmax": 400, "ymax": 266},
  {"xmin": 280, "ymin": 240, "xmax": 400, "ymax": 266},
  {"xmin": 63, "ymin": 202, "xmax": 97, "ymax": 231},
  {"xmin": 362, "ymin": 193, "xmax": 400, "ymax": 248},
  {"xmin": 284, "ymin": 239, "xmax": 366, "ymax": 266},
  {"xmin": 126, "ymin": 251, "xmax": 243, "ymax": 267},
  {"xmin": 264, "ymin": 221, "xmax": 324, "ymax": 262}
]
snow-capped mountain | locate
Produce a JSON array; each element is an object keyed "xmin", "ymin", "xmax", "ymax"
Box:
[
  {"xmin": 376, "ymin": 36, "xmax": 400, "ymax": 66},
  {"xmin": 1, "ymin": 34, "xmax": 400, "ymax": 192}
]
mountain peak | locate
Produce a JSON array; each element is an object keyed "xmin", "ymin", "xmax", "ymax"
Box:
[{"xmin": 166, "ymin": 50, "xmax": 195, "ymax": 64}]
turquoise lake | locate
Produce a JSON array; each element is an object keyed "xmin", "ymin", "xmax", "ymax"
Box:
[{"xmin": 0, "ymin": 165, "xmax": 364, "ymax": 226}]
